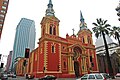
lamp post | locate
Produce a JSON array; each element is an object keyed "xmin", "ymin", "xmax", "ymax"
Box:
[{"xmin": 102, "ymin": 53, "xmax": 106, "ymax": 73}]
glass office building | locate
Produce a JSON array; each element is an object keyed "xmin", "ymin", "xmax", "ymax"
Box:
[{"xmin": 11, "ymin": 18, "xmax": 36, "ymax": 70}]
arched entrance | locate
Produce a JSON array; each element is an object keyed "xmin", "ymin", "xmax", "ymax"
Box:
[
  {"xmin": 73, "ymin": 46, "xmax": 82, "ymax": 78},
  {"xmin": 74, "ymin": 61, "xmax": 80, "ymax": 78}
]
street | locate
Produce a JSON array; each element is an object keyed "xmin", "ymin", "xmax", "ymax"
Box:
[
  {"xmin": 7, "ymin": 76, "xmax": 120, "ymax": 80},
  {"xmin": 8, "ymin": 76, "xmax": 36, "ymax": 80},
  {"xmin": 8, "ymin": 76, "xmax": 76, "ymax": 80},
  {"xmin": 115, "ymin": 77, "xmax": 120, "ymax": 80}
]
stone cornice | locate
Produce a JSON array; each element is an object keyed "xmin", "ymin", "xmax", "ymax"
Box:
[
  {"xmin": 41, "ymin": 16, "xmax": 60, "ymax": 25},
  {"xmin": 39, "ymin": 34, "xmax": 68, "ymax": 44}
]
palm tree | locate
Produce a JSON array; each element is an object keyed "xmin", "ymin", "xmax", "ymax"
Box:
[
  {"xmin": 110, "ymin": 26, "xmax": 120, "ymax": 46},
  {"xmin": 92, "ymin": 18, "xmax": 115, "ymax": 78}
]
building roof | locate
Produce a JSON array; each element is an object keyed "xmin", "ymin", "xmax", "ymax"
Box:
[{"xmin": 95, "ymin": 35, "xmax": 114, "ymax": 48}]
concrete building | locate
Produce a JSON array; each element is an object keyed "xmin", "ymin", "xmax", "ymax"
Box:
[
  {"xmin": 95, "ymin": 35, "xmax": 120, "ymax": 75},
  {"xmin": 0, "ymin": 0, "xmax": 9, "ymax": 39}
]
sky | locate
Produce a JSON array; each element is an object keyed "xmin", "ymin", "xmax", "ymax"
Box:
[{"xmin": 0, "ymin": 0, "xmax": 120, "ymax": 64}]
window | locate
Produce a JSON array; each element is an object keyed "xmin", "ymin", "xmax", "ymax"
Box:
[
  {"xmin": 53, "ymin": 27, "xmax": 56, "ymax": 35},
  {"xmin": 0, "ymin": 10, "xmax": 6, "ymax": 13},
  {"xmin": 62, "ymin": 46, "xmax": 64, "ymax": 49},
  {"xmin": 3, "ymin": 1, "xmax": 7, "ymax": 5},
  {"xmin": 50, "ymin": 25, "xmax": 52, "ymax": 34},
  {"xmin": 49, "ymin": 24, "xmax": 56, "ymax": 35},
  {"xmin": 0, "ymin": 24, "xmax": 3, "ymax": 26},
  {"xmin": 81, "ymin": 74, "xmax": 88, "ymax": 79},
  {"xmin": 90, "ymin": 56, "xmax": 92, "ymax": 62},
  {"xmin": 0, "ymin": 14, "xmax": 5, "ymax": 18},
  {"xmin": 88, "ymin": 75, "xmax": 95, "ymax": 79},
  {"xmin": 95, "ymin": 74, "xmax": 103, "ymax": 79},
  {"xmin": 52, "ymin": 45, "xmax": 54, "ymax": 53},
  {"xmin": 2, "ymin": 6, "xmax": 6, "ymax": 9},
  {"xmin": 91, "ymin": 62, "xmax": 94, "ymax": 67},
  {"xmin": 82, "ymin": 37, "xmax": 85, "ymax": 43},
  {"xmin": 0, "ymin": 20, "xmax": 3, "ymax": 22},
  {"xmin": 88, "ymin": 36, "xmax": 91, "ymax": 44},
  {"xmin": 64, "ymin": 62, "xmax": 66, "ymax": 68}
]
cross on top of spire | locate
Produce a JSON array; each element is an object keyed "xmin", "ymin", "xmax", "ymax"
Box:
[{"xmin": 72, "ymin": 28, "xmax": 75, "ymax": 35}]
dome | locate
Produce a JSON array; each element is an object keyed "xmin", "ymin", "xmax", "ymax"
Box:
[{"xmin": 95, "ymin": 35, "xmax": 113, "ymax": 48}]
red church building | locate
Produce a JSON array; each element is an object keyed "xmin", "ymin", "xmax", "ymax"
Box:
[{"xmin": 16, "ymin": 0, "xmax": 99, "ymax": 78}]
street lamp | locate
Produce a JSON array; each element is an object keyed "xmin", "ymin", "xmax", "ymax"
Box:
[{"xmin": 102, "ymin": 53, "xmax": 106, "ymax": 73}]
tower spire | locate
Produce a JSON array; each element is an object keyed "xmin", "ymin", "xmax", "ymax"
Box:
[
  {"xmin": 48, "ymin": 0, "xmax": 53, "ymax": 8},
  {"xmin": 79, "ymin": 11, "xmax": 87, "ymax": 30},
  {"xmin": 46, "ymin": 0, "xmax": 55, "ymax": 16},
  {"xmin": 80, "ymin": 11, "xmax": 84, "ymax": 23}
]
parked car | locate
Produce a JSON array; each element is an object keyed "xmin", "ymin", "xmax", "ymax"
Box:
[
  {"xmin": 0, "ymin": 73, "xmax": 8, "ymax": 80},
  {"xmin": 8, "ymin": 73, "xmax": 16, "ymax": 78},
  {"xmin": 100, "ymin": 73, "xmax": 111, "ymax": 79},
  {"xmin": 77, "ymin": 73, "xmax": 111, "ymax": 80},
  {"xmin": 115, "ymin": 73, "xmax": 120, "ymax": 77},
  {"xmin": 39, "ymin": 75, "xmax": 57, "ymax": 80}
]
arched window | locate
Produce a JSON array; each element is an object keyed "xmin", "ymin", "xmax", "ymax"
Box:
[
  {"xmin": 90, "ymin": 56, "xmax": 92, "ymax": 62},
  {"xmin": 50, "ymin": 25, "xmax": 52, "ymax": 34},
  {"xmin": 88, "ymin": 36, "xmax": 91, "ymax": 44},
  {"xmin": 52, "ymin": 45, "xmax": 54, "ymax": 53},
  {"xmin": 53, "ymin": 27, "xmax": 56, "ymax": 35},
  {"xmin": 64, "ymin": 61, "xmax": 66, "ymax": 68},
  {"xmin": 82, "ymin": 37, "xmax": 85, "ymax": 43}
]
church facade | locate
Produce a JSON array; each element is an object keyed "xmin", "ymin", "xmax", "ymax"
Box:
[{"xmin": 16, "ymin": 0, "xmax": 98, "ymax": 78}]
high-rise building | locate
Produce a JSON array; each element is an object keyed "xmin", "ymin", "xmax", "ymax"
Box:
[
  {"xmin": 5, "ymin": 51, "xmax": 12, "ymax": 72},
  {"xmin": 11, "ymin": 18, "xmax": 36, "ymax": 71},
  {"xmin": 0, "ymin": 0, "xmax": 9, "ymax": 39}
]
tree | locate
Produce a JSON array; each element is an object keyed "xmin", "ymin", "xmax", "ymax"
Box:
[
  {"xmin": 92, "ymin": 18, "xmax": 115, "ymax": 78},
  {"xmin": 110, "ymin": 26, "xmax": 120, "ymax": 46}
]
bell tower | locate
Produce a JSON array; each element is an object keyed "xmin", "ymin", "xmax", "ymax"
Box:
[
  {"xmin": 78, "ymin": 11, "xmax": 93, "ymax": 44},
  {"xmin": 40, "ymin": 0, "xmax": 60, "ymax": 37}
]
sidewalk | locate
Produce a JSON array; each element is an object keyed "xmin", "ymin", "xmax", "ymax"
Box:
[{"xmin": 57, "ymin": 78, "xmax": 76, "ymax": 80}]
